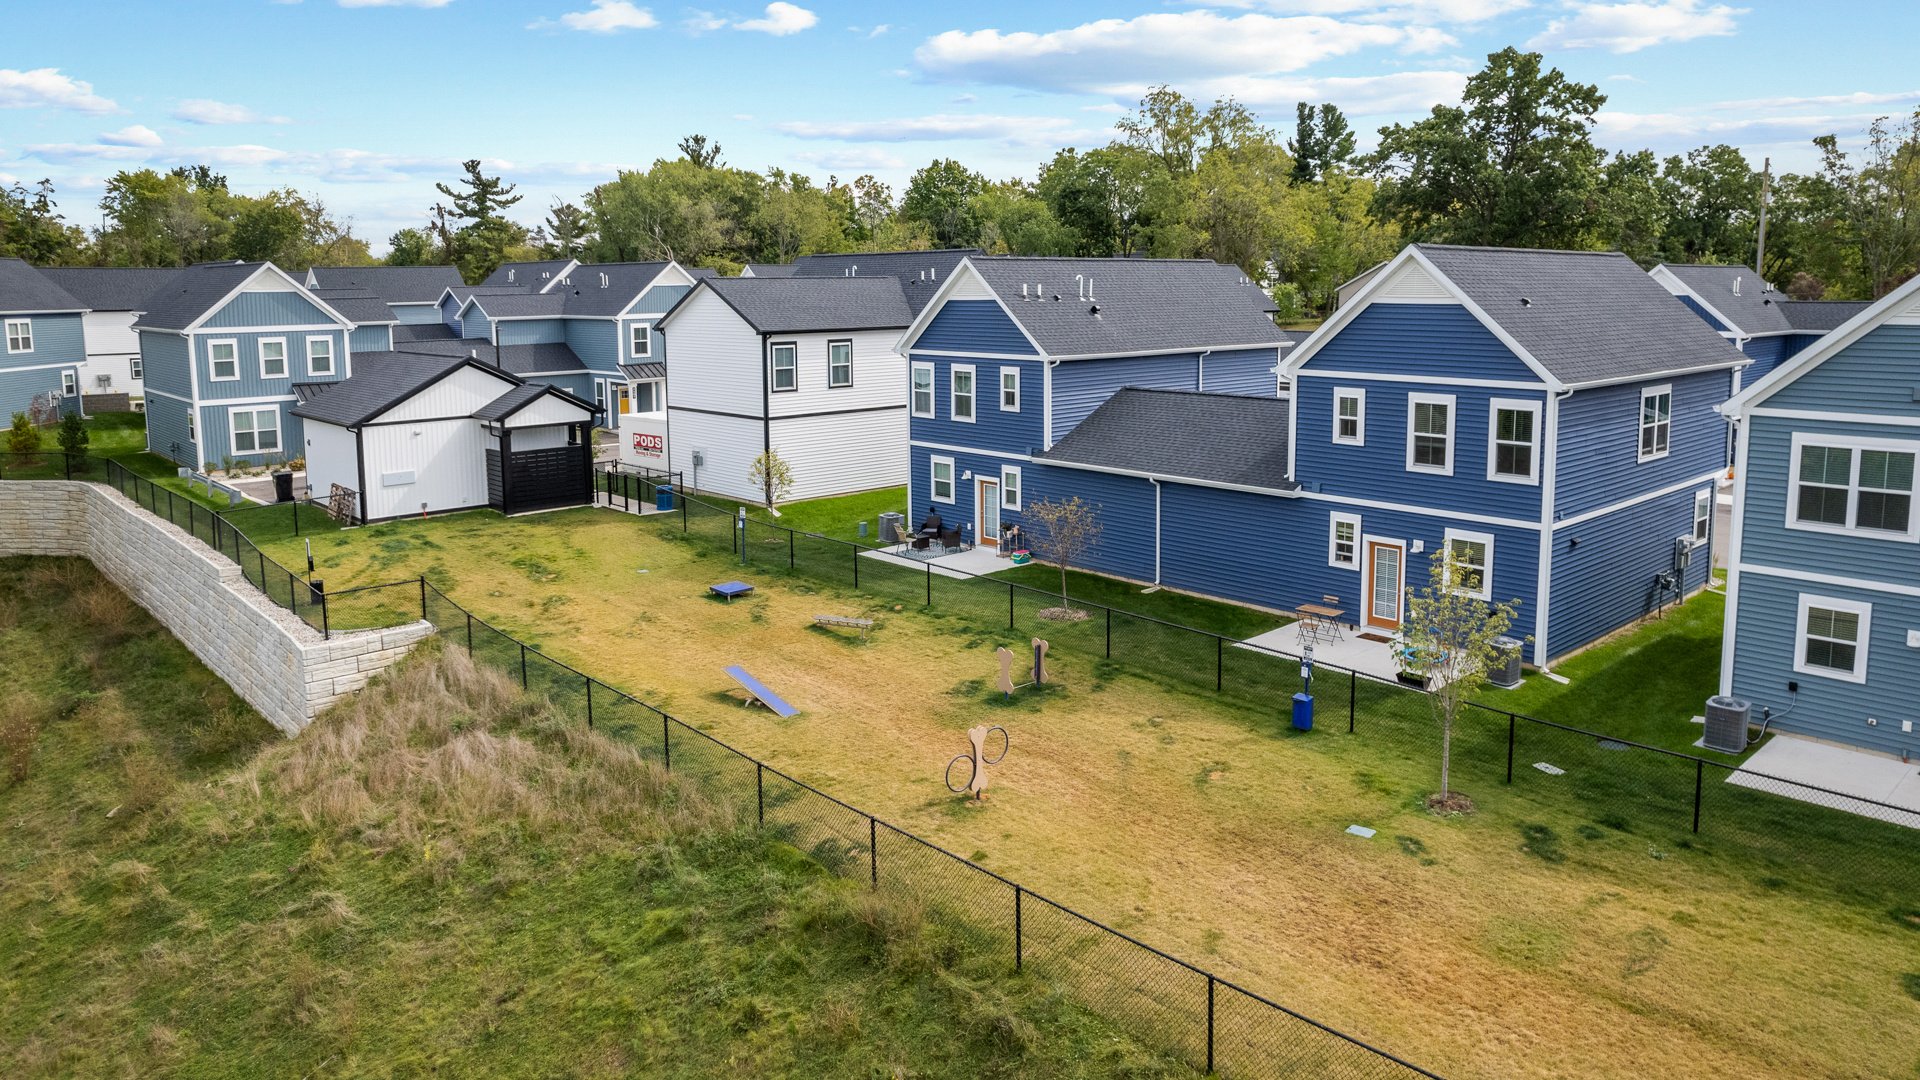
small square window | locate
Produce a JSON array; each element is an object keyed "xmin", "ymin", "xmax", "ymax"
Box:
[
  {"xmin": 209, "ymin": 340, "xmax": 239, "ymax": 381},
  {"xmin": 307, "ymin": 338, "xmax": 335, "ymax": 376},
  {"xmin": 1795, "ymin": 594, "xmax": 1870, "ymax": 683}
]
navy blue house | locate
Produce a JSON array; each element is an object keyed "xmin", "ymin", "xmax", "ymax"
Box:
[
  {"xmin": 1651, "ymin": 263, "xmax": 1870, "ymax": 391},
  {"xmin": 894, "ymin": 256, "xmax": 1291, "ymax": 551}
]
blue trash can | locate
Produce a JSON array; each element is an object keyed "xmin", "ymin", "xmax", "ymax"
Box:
[
  {"xmin": 656, "ymin": 483, "xmax": 675, "ymax": 512},
  {"xmin": 1291, "ymin": 692, "xmax": 1314, "ymax": 732}
]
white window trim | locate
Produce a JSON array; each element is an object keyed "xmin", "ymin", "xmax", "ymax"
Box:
[
  {"xmin": 227, "ymin": 405, "xmax": 282, "ymax": 456},
  {"xmin": 305, "ymin": 335, "xmax": 335, "ymax": 377},
  {"xmin": 828, "ymin": 339, "xmax": 854, "ymax": 389},
  {"xmin": 1794, "ymin": 592, "xmax": 1871, "ymax": 684},
  {"xmin": 770, "ymin": 341, "xmax": 798, "ymax": 393},
  {"xmin": 1406, "ymin": 392, "xmax": 1455, "ymax": 476},
  {"xmin": 1001, "ymin": 465, "xmax": 1021, "ymax": 511},
  {"xmin": 629, "ymin": 323, "xmax": 652, "ymax": 359},
  {"xmin": 1328, "ymin": 511, "xmax": 1362, "ymax": 569},
  {"xmin": 999, "ymin": 366, "xmax": 1021, "ymax": 413},
  {"xmin": 1333, "ymin": 387, "xmax": 1365, "ymax": 446},
  {"xmin": 910, "ymin": 362, "xmax": 935, "ymax": 418},
  {"xmin": 633, "ymin": 379, "xmax": 664, "ymax": 416},
  {"xmin": 4, "ymin": 318, "xmax": 32, "ymax": 354},
  {"xmin": 130, "ymin": 357, "xmax": 143, "ymax": 380},
  {"xmin": 950, "ymin": 363, "xmax": 976, "ymax": 425},
  {"xmin": 1443, "ymin": 527, "xmax": 1494, "ymax": 602},
  {"xmin": 1784, "ymin": 430, "xmax": 1920, "ymax": 543},
  {"xmin": 1638, "ymin": 383, "xmax": 1673, "ymax": 463},
  {"xmin": 186, "ymin": 409, "xmax": 196, "ymax": 441},
  {"xmin": 930, "ymin": 455, "xmax": 956, "ymax": 504},
  {"xmin": 61, "ymin": 370, "xmax": 77, "ymax": 396},
  {"xmin": 1486, "ymin": 397, "xmax": 1541, "ymax": 485},
  {"xmin": 257, "ymin": 337, "xmax": 289, "ymax": 380},
  {"xmin": 207, "ymin": 338, "xmax": 240, "ymax": 382},
  {"xmin": 1692, "ymin": 487, "xmax": 1712, "ymax": 547}
]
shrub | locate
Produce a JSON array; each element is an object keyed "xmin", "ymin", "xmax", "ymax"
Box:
[
  {"xmin": 6, "ymin": 411, "xmax": 42, "ymax": 455},
  {"xmin": 57, "ymin": 412, "xmax": 89, "ymax": 457}
]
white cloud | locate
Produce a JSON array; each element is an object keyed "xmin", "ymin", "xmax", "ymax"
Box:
[
  {"xmin": 915, "ymin": 12, "xmax": 1406, "ymax": 91},
  {"xmin": 951, "ymin": 93, "xmax": 978, "ymax": 104},
  {"xmin": 1086, "ymin": 69, "xmax": 1466, "ymax": 119},
  {"xmin": 683, "ymin": 9, "xmax": 727, "ymax": 32},
  {"xmin": 173, "ymin": 99, "xmax": 291, "ymax": 125},
  {"xmin": 1528, "ymin": 1, "xmax": 1743, "ymax": 54},
  {"xmin": 736, "ymin": 2, "xmax": 816, "ymax": 35},
  {"xmin": 868, "ymin": 23, "xmax": 890, "ymax": 38},
  {"xmin": 532, "ymin": 0, "xmax": 658, "ymax": 33},
  {"xmin": 791, "ymin": 147, "xmax": 910, "ymax": 172},
  {"xmin": 22, "ymin": 142, "xmax": 156, "ymax": 164},
  {"xmin": 1714, "ymin": 89, "xmax": 1920, "ymax": 112},
  {"xmin": 1081, "ymin": 103, "xmax": 1129, "ymax": 114},
  {"xmin": 0, "ymin": 68, "xmax": 119, "ymax": 114},
  {"xmin": 99, "ymin": 124, "xmax": 163, "ymax": 147},
  {"xmin": 1205, "ymin": 0, "xmax": 1529, "ymax": 21},
  {"xmin": 773, "ymin": 113, "xmax": 1081, "ymax": 144}
]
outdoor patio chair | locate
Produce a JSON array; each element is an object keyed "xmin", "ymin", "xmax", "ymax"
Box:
[{"xmin": 937, "ymin": 524, "xmax": 964, "ymax": 552}]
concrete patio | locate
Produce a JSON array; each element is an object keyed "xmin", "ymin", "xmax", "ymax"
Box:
[
  {"xmin": 1238, "ymin": 620, "xmax": 1417, "ymax": 686},
  {"xmin": 860, "ymin": 542, "xmax": 1014, "ymax": 580},
  {"xmin": 1728, "ymin": 734, "xmax": 1920, "ymax": 829}
]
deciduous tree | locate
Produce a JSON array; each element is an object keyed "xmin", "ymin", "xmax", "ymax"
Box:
[{"xmin": 1402, "ymin": 546, "xmax": 1525, "ymax": 809}]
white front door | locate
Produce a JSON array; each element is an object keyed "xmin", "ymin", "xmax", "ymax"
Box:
[{"xmin": 978, "ymin": 479, "xmax": 1001, "ymax": 546}]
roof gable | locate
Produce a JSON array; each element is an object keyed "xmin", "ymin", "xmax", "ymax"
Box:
[
  {"xmin": 1724, "ymin": 272, "xmax": 1920, "ymax": 417},
  {"xmin": 307, "ymin": 265, "xmax": 463, "ymax": 304},
  {"xmin": 0, "ymin": 258, "xmax": 86, "ymax": 314},
  {"xmin": 1652, "ymin": 263, "xmax": 1794, "ymax": 336},
  {"xmin": 136, "ymin": 261, "xmax": 350, "ymax": 332}
]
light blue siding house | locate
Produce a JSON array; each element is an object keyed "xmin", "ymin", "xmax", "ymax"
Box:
[
  {"xmin": 134, "ymin": 261, "xmax": 354, "ymax": 469},
  {"xmin": 1651, "ymin": 263, "xmax": 1871, "ymax": 391},
  {"xmin": 895, "ymin": 256, "xmax": 1289, "ymax": 553},
  {"xmin": 1719, "ymin": 275, "xmax": 1920, "ymax": 759},
  {"xmin": 305, "ymin": 265, "xmax": 463, "ymax": 325},
  {"xmin": 0, "ymin": 258, "xmax": 90, "ymax": 422}
]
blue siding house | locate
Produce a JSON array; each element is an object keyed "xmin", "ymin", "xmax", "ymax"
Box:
[
  {"xmin": 134, "ymin": 261, "xmax": 354, "ymax": 469},
  {"xmin": 1651, "ymin": 263, "xmax": 1870, "ymax": 390},
  {"xmin": 1719, "ymin": 276, "xmax": 1920, "ymax": 759},
  {"xmin": 0, "ymin": 258, "xmax": 90, "ymax": 422},
  {"xmin": 895, "ymin": 256, "xmax": 1290, "ymax": 552},
  {"xmin": 305, "ymin": 265, "xmax": 462, "ymax": 325}
]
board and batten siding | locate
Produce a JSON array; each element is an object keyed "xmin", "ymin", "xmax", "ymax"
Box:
[
  {"xmin": 136, "ymin": 331, "xmax": 192, "ymax": 399},
  {"xmin": 566, "ymin": 319, "xmax": 621, "ymax": 373},
  {"xmin": 441, "ymin": 295, "xmax": 464, "ymax": 333},
  {"xmin": 0, "ymin": 367, "xmax": 69, "ymax": 421},
  {"xmin": 1546, "ymin": 483, "xmax": 1713, "ymax": 658},
  {"xmin": 142, "ymin": 392, "xmax": 197, "ymax": 465},
  {"xmin": 301, "ymin": 421, "xmax": 358, "ymax": 512},
  {"xmin": 194, "ymin": 329, "xmax": 348, "ymax": 400},
  {"xmin": 0, "ymin": 312, "xmax": 85, "ymax": 371},
  {"xmin": 461, "ymin": 303, "xmax": 492, "ymax": 342},
  {"xmin": 198, "ymin": 401, "xmax": 302, "ymax": 466},
  {"xmin": 349, "ymin": 325, "xmax": 392, "ymax": 353},
  {"xmin": 389, "ymin": 365, "xmax": 513, "ymax": 423},
  {"xmin": 202, "ymin": 289, "xmax": 335, "ymax": 329},
  {"xmin": 81, "ymin": 310, "xmax": 140, "ymax": 357},
  {"xmin": 770, "ymin": 409, "xmax": 906, "ymax": 502},
  {"xmin": 393, "ymin": 303, "xmax": 439, "ymax": 325},
  {"xmin": 1552, "ymin": 367, "xmax": 1732, "ymax": 520},
  {"xmin": 913, "ymin": 299, "xmax": 1035, "ymax": 356},
  {"xmin": 498, "ymin": 318, "xmax": 567, "ymax": 347}
]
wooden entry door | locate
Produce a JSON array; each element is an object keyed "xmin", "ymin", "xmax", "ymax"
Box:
[
  {"xmin": 1365, "ymin": 540, "xmax": 1404, "ymax": 629},
  {"xmin": 977, "ymin": 478, "xmax": 1000, "ymax": 546}
]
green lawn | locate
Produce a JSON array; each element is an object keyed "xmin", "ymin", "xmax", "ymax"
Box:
[
  {"xmin": 1477, "ymin": 590, "xmax": 1733, "ymax": 758},
  {"xmin": 0, "ymin": 555, "xmax": 1187, "ymax": 1079}
]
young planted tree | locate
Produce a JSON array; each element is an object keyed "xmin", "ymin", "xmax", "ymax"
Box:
[
  {"xmin": 56, "ymin": 412, "xmax": 88, "ymax": 458},
  {"xmin": 748, "ymin": 450, "xmax": 794, "ymax": 513},
  {"xmin": 1020, "ymin": 497, "xmax": 1104, "ymax": 620},
  {"xmin": 6, "ymin": 412, "xmax": 42, "ymax": 458},
  {"xmin": 1402, "ymin": 545, "xmax": 1525, "ymax": 813}
]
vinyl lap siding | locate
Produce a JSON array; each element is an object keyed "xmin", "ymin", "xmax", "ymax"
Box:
[
  {"xmin": 499, "ymin": 318, "xmax": 567, "ymax": 347},
  {"xmin": 1546, "ymin": 484, "xmax": 1713, "ymax": 657},
  {"xmin": 1051, "ymin": 353, "xmax": 1200, "ymax": 439},
  {"xmin": 0, "ymin": 312, "xmax": 85, "ymax": 370},
  {"xmin": 1020, "ymin": 463, "xmax": 1157, "ymax": 583},
  {"xmin": 203, "ymin": 291, "xmax": 332, "ymax": 328},
  {"xmin": 1737, "ymin": 414, "xmax": 1920, "ymax": 581},
  {"xmin": 771, "ymin": 409, "xmax": 906, "ymax": 501},
  {"xmin": 660, "ymin": 288, "xmax": 761, "ymax": 414},
  {"xmin": 1737, "ymin": 335, "xmax": 1795, "ymax": 386},
  {"xmin": 908, "ymin": 354, "xmax": 1044, "ymax": 456},
  {"xmin": 1672, "ymin": 294, "xmax": 1730, "ymax": 333},
  {"xmin": 461, "ymin": 304, "xmax": 492, "ymax": 342},
  {"xmin": 1302, "ymin": 303, "xmax": 1540, "ymax": 382},
  {"xmin": 914, "ymin": 300, "xmax": 1035, "ymax": 355},
  {"xmin": 1200, "ymin": 347, "xmax": 1281, "ymax": 397},
  {"xmin": 670, "ymin": 410, "xmax": 762, "ymax": 501},
  {"xmin": 135, "ymin": 331, "xmax": 191, "ymax": 399},
  {"xmin": 1767, "ymin": 324, "xmax": 1920, "ymax": 415},
  {"xmin": 1552, "ymin": 368, "xmax": 1732, "ymax": 519}
]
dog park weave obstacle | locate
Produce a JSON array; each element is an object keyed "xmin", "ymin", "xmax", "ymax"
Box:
[
  {"xmin": 946, "ymin": 724, "xmax": 1009, "ymax": 800},
  {"xmin": 723, "ymin": 665, "xmax": 798, "ymax": 717},
  {"xmin": 811, "ymin": 613, "xmax": 874, "ymax": 639},
  {"xmin": 995, "ymin": 638, "xmax": 1050, "ymax": 698}
]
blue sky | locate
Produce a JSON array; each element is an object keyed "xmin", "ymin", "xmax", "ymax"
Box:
[{"xmin": 3, "ymin": 0, "xmax": 1916, "ymax": 252}]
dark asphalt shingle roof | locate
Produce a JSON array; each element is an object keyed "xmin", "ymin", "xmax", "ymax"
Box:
[
  {"xmin": 290, "ymin": 351, "xmax": 481, "ymax": 427},
  {"xmin": 310, "ymin": 287, "xmax": 399, "ymax": 325},
  {"xmin": 471, "ymin": 383, "xmax": 549, "ymax": 422},
  {"xmin": 307, "ymin": 265, "xmax": 463, "ymax": 304},
  {"xmin": 36, "ymin": 267, "xmax": 180, "ymax": 312},
  {"xmin": 1417, "ymin": 246, "xmax": 1747, "ymax": 385},
  {"xmin": 743, "ymin": 263, "xmax": 796, "ymax": 277},
  {"xmin": 1781, "ymin": 299, "xmax": 1872, "ymax": 332},
  {"xmin": 676, "ymin": 276, "xmax": 915, "ymax": 334},
  {"xmin": 1655, "ymin": 264, "xmax": 1795, "ymax": 335},
  {"xmin": 392, "ymin": 336, "xmax": 585, "ymax": 377},
  {"xmin": 792, "ymin": 249, "xmax": 980, "ymax": 316},
  {"xmin": 392, "ymin": 322, "xmax": 457, "ymax": 343},
  {"xmin": 621, "ymin": 361, "xmax": 665, "ymax": 381},
  {"xmin": 132, "ymin": 260, "xmax": 270, "ymax": 330},
  {"xmin": 544, "ymin": 261, "xmax": 678, "ymax": 317},
  {"xmin": 0, "ymin": 258, "xmax": 87, "ymax": 314},
  {"xmin": 481, "ymin": 260, "xmax": 575, "ymax": 287},
  {"xmin": 966, "ymin": 257, "xmax": 1290, "ymax": 358},
  {"xmin": 1038, "ymin": 388, "xmax": 1295, "ymax": 490}
]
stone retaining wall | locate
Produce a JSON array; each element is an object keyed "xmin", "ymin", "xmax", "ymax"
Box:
[{"xmin": 0, "ymin": 481, "xmax": 430, "ymax": 736}]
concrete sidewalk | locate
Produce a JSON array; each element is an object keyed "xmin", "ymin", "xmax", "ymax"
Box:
[{"xmin": 1729, "ymin": 734, "xmax": 1920, "ymax": 829}]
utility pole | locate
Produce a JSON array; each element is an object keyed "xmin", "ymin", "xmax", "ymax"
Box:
[{"xmin": 1755, "ymin": 156, "xmax": 1772, "ymax": 276}]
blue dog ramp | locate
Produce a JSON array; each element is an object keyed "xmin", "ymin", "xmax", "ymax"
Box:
[{"xmin": 724, "ymin": 665, "xmax": 798, "ymax": 717}]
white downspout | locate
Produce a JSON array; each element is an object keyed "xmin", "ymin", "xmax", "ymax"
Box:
[
  {"xmin": 1043, "ymin": 358, "xmax": 1059, "ymax": 450},
  {"xmin": 1197, "ymin": 349, "xmax": 1211, "ymax": 391},
  {"xmin": 1150, "ymin": 477, "xmax": 1163, "ymax": 584},
  {"xmin": 1533, "ymin": 386, "xmax": 1574, "ymax": 671}
]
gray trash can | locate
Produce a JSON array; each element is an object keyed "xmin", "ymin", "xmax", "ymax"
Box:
[{"xmin": 1489, "ymin": 636, "xmax": 1525, "ymax": 688}]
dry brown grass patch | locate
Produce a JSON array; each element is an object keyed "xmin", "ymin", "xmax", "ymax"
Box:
[{"xmin": 0, "ymin": 690, "xmax": 48, "ymax": 783}]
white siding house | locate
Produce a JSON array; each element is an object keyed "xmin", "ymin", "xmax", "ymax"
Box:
[{"xmin": 655, "ymin": 276, "xmax": 913, "ymax": 503}]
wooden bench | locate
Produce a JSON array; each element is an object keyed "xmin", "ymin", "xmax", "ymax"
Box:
[{"xmin": 812, "ymin": 613, "xmax": 875, "ymax": 639}]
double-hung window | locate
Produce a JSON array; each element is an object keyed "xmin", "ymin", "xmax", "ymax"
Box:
[
  {"xmin": 1001, "ymin": 466, "xmax": 1021, "ymax": 510},
  {"xmin": 4, "ymin": 319, "xmax": 32, "ymax": 353},
  {"xmin": 1638, "ymin": 385, "xmax": 1672, "ymax": 461},
  {"xmin": 951, "ymin": 364, "xmax": 975, "ymax": 423},
  {"xmin": 630, "ymin": 324, "xmax": 651, "ymax": 358},
  {"xmin": 259, "ymin": 339, "xmax": 288, "ymax": 379},
  {"xmin": 307, "ymin": 337, "xmax": 335, "ymax": 377},
  {"xmin": 208, "ymin": 339, "xmax": 239, "ymax": 381},
  {"xmin": 770, "ymin": 342, "xmax": 797, "ymax": 392},
  {"xmin": 1000, "ymin": 367, "xmax": 1021, "ymax": 412},
  {"xmin": 230, "ymin": 407, "xmax": 281, "ymax": 455},
  {"xmin": 1488, "ymin": 399, "xmax": 1540, "ymax": 483},
  {"xmin": 1788, "ymin": 433, "xmax": 1919, "ymax": 540},
  {"xmin": 62, "ymin": 370, "xmax": 77, "ymax": 397},
  {"xmin": 930, "ymin": 456, "xmax": 955, "ymax": 503},
  {"xmin": 1407, "ymin": 393, "xmax": 1454, "ymax": 475},
  {"xmin": 1333, "ymin": 388, "xmax": 1364, "ymax": 445},
  {"xmin": 130, "ymin": 357, "xmax": 143, "ymax": 380},
  {"xmin": 1328, "ymin": 512, "xmax": 1361, "ymax": 569},
  {"xmin": 1795, "ymin": 594, "xmax": 1870, "ymax": 682},
  {"xmin": 1443, "ymin": 528, "xmax": 1493, "ymax": 600},
  {"xmin": 828, "ymin": 340, "xmax": 853, "ymax": 388},
  {"xmin": 910, "ymin": 362, "xmax": 934, "ymax": 417},
  {"xmin": 1692, "ymin": 488, "xmax": 1712, "ymax": 545}
]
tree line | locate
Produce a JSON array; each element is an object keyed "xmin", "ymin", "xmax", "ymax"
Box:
[{"xmin": 4, "ymin": 48, "xmax": 1918, "ymax": 314}]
